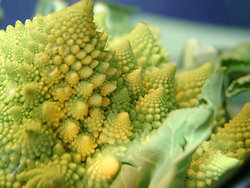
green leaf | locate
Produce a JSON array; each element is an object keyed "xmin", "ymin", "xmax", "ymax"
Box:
[
  {"xmin": 220, "ymin": 42, "xmax": 250, "ymax": 63},
  {"xmin": 148, "ymin": 106, "xmax": 213, "ymax": 188},
  {"xmin": 94, "ymin": 1, "xmax": 137, "ymax": 40},
  {"xmin": 200, "ymin": 67, "xmax": 226, "ymax": 115},
  {"xmin": 179, "ymin": 38, "xmax": 217, "ymax": 70},
  {"xmin": 226, "ymin": 90, "xmax": 250, "ymax": 118},
  {"xmin": 219, "ymin": 42, "xmax": 250, "ymax": 82},
  {"xmin": 0, "ymin": 7, "xmax": 3, "ymax": 22},
  {"xmin": 111, "ymin": 63, "xmax": 226, "ymax": 188},
  {"xmin": 111, "ymin": 105, "xmax": 213, "ymax": 188},
  {"xmin": 34, "ymin": 0, "xmax": 68, "ymax": 16},
  {"xmin": 97, "ymin": 1, "xmax": 138, "ymax": 14},
  {"xmin": 226, "ymin": 73, "xmax": 250, "ymax": 97}
]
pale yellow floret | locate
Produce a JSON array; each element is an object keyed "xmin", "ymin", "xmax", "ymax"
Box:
[
  {"xmin": 79, "ymin": 66, "xmax": 93, "ymax": 79},
  {"xmin": 71, "ymin": 133, "xmax": 97, "ymax": 160},
  {"xmin": 210, "ymin": 103, "xmax": 250, "ymax": 161},
  {"xmin": 91, "ymin": 49, "xmax": 101, "ymax": 58},
  {"xmin": 5, "ymin": 61, "xmax": 19, "ymax": 81},
  {"xmin": 89, "ymin": 59, "xmax": 99, "ymax": 69},
  {"xmin": 53, "ymin": 55, "xmax": 63, "ymax": 65},
  {"xmin": 71, "ymin": 61, "xmax": 82, "ymax": 71},
  {"xmin": 91, "ymin": 73, "xmax": 106, "ymax": 88},
  {"xmin": 126, "ymin": 22, "xmax": 169, "ymax": 68},
  {"xmin": 84, "ymin": 108, "xmax": 105, "ymax": 138},
  {"xmin": 112, "ymin": 40, "xmax": 137, "ymax": 74},
  {"xmin": 99, "ymin": 112, "xmax": 133, "ymax": 144},
  {"xmin": 89, "ymin": 94, "xmax": 102, "ymax": 106},
  {"xmin": 186, "ymin": 142, "xmax": 240, "ymax": 188},
  {"xmin": 53, "ymin": 87, "xmax": 74, "ymax": 102},
  {"xmin": 3, "ymin": 85, "xmax": 18, "ymax": 104},
  {"xmin": 41, "ymin": 65, "xmax": 64, "ymax": 86},
  {"xmin": 64, "ymin": 54, "xmax": 76, "ymax": 65},
  {"xmin": 106, "ymin": 66, "xmax": 118, "ymax": 77},
  {"xmin": 68, "ymin": 100, "xmax": 88, "ymax": 120},
  {"xmin": 23, "ymin": 51, "xmax": 35, "ymax": 65},
  {"xmin": 13, "ymin": 119, "xmax": 56, "ymax": 159},
  {"xmin": 34, "ymin": 52, "xmax": 50, "ymax": 67},
  {"xmin": 42, "ymin": 101, "xmax": 64, "ymax": 127},
  {"xmin": 57, "ymin": 120, "xmax": 80, "ymax": 143},
  {"xmin": 16, "ymin": 155, "xmax": 85, "ymax": 188},
  {"xmin": 76, "ymin": 50, "xmax": 87, "ymax": 60},
  {"xmin": 85, "ymin": 43, "xmax": 95, "ymax": 54},
  {"xmin": 66, "ymin": 71, "xmax": 80, "ymax": 86},
  {"xmin": 83, "ymin": 55, "xmax": 93, "ymax": 65},
  {"xmin": 145, "ymin": 63, "xmax": 176, "ymax": 94},
  {"xmin": 18, "ymin": 63, "xmax": 34, "ymax": 83},
  {"xmin": 8, "ymin": 106, "xmax": 23, "ymax": 124},
  {"xmin": 59, "ymin": 63, "xmax": 70, "ymax": 74},
  {"xmin": 126, "ymin": 68, "xmax": 143, "ymax": 95},
  {"xmin": 102, "ymin": 97, "xmax": 110, "ymax": 107},
  {"xmin": 134, "ymin": 87, "xmax": 175, "ymax": 129},
  {"xmin": 176, "ymin": 62, "xmax": 214, "ymax": 108},
  {"xmin": 22, "ymin": 118, "xmax": 42, "ymax": 132},
  {"xmin": 22, "ymin": 83, "xmax": 40, "ymax": 107},
  {"xmin": 110, "ymin": 87, "xmax": 131, "ymax": 113},
  {"xmin": 100, "ymin": 81, "xmax": 117, "ymax": 96},
  {"xmin": 96, "ymin": 62, "xmax": 109, "ymax": 73},
  {"xmin": 27, "ymin": 40, "xmax": 39, "ymax": 53},
  {"xmin": 86, "ymin": 154, "xmax": 120, "ymax": 188},
  {"xmin": 75, "ymin": 81, "xmax": 94, "ymax": 99}
]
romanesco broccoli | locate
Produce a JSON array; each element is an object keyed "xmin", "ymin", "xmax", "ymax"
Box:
[
  {"xmin": 0, "ymin": 0, "xmax": 249, "ymax": 187},
  {"xmin": 186, "ymin": 103, "xmax": 250, "ymax": 187}
]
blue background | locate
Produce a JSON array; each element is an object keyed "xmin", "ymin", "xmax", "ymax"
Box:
[{"xmin": 1, "ymin": 0, "xmax": 250, "ymax": 29}]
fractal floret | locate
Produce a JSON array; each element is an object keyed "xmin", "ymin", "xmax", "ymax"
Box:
[
  {"xmin": 186, "ymin": 103, "xmax": 250, "ymax": 188},
  {"xmin": 176, "ymin": 62, "xmax": 214, "ymax": 108},
  {"xmin": 0, "ymin": 0, "xmax": 176, "ymax": 187},
  {"xmin": 0, "ymin": 0, "xmax": 249, "ymax": 187},
  {"xmin": 186, "ymin": 142, "xmax": 240, "ymax": 188},
  {"xmin": 210, "ymin": 103, "xmax": 250, "ymax": 161}
]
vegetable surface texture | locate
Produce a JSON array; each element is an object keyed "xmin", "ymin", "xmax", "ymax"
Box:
[{"xmin": 0, "ymin": 0, "xmax": 249, "ymax": 188}]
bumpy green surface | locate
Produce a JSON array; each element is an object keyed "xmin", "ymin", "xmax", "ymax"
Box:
[
  {"xmin": 0, "ymin": 0, "xmax": 248, "ymax": 187},
  {"xmin": 0, "ymin": 0, "xmax": 177, "ymax": 187},
  {"xmin": 186, "ymin": 142, "xmax": 239, "ymax": 188},
  {"xmin": 176, "ymin": 62, "xmax": 214, "ymax": 108},
  {"xmin": 186, "ymin": 103, "xmax": 250, "ymax": 188},
  {"xmin": 210, "ymin": 103, "xmax": 250, "ymax": 161}
]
